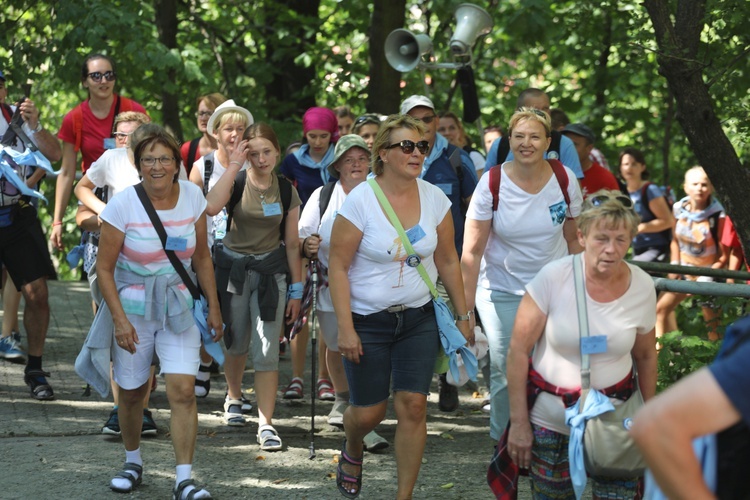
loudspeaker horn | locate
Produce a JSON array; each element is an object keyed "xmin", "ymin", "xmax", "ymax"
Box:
[
  {"xmin": 449, "ymin": 3, "xmax": 493, "ymax": 56},
  {"xmin": 385, "ymin": 29, "xmax": 433, "ymax": 72}
]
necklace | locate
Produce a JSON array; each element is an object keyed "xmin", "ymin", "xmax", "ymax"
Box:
[{"xmin": 249, "ymin": 176, "xmax": 271, "ymax": 201}]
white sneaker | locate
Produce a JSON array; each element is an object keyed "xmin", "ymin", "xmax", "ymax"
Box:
[{"xmin": 328, "ymin": 401, "xmax": 346, "ymax": 426}]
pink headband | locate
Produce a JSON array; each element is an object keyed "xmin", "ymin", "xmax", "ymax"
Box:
[{"xmin": 302, "ymin": 107, "xmax": 339, "ymax": 142}]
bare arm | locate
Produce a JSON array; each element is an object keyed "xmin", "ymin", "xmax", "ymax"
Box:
[
  {"xmin": 75, "ymin": 204, "xmax": 100, "ymax": 232},
  {"xmin": 96, "ymin": 221, "xmax": 139, "ymax": 353},
  {"xmin": 205, "ymin": 140, "xmax": 248, "ymax": 216},
  {"xmin": 433, "ymin": 211, "xmax": 473, "ymax": 344},
  {"xmin": 506, "ymin": 293, "xmax": 547, "ymax": 469},
  {"xmin": 24, "ymin": 167, "xmax": 46, "ymax": 188},
  {"xmin": 460, "ymin": 217, "xmax": 491, "ymax": 314},
  {"xmin": 51, "ymin": 141, "xmax": 77, "ymax": 250},
  {"xmin": 283, "ymin": 205, "xmax": 302, "ymax": 325},
  {"xmin": 640, "ymin": 196, "xmax": 674, "ymax": 234},
  {"xmin": 631, "ymin": 328, "xmax": 658, "ymax": 401},
  {"xmin": 564, "ymin": 217, "xmax": 583, "ymax": 254},
  {"xmin": 631, "ymin": 369, "xmax": 741, "ymax": 500},
  {"xmin": 74, "ymin": 174, "xmax": 107, "ymax": 215},
  {"xmin": 329, "ymin": 215, "xmax": 364, "ymax": 362},
  {"xmin": 192, "ymin": 213, "xmax": 223, "ymax": 341},
  {"xmin": 19, "ymin": 99, "xmax": 61, "ymax": 162}
]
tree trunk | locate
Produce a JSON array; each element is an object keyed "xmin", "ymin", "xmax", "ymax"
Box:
[
  {"xmin": 367, "ymin": 0, "xmax": 407, "ymax": 115},
  {"xmin": 153, "ymin": 0, "xmax": 183, "ymax": 141},
  {"xmin": 643, "ymin": 0, "xmax": 750, "ymax": 259}
]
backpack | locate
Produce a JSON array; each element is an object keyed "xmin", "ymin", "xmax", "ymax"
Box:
[
  {"xmin": 185, "ymin": 137, "xmax": 201, "ymax": 176},
  {"xmin": 318, "ymin": 181, "xmax": 337, "ymax": 220},
  {"xmin": 225, "ymin": 169, "xmax": 293, "ymax": 240},
  {"xmin": 202, "ymin": 151, "xmax": 215, "ymax": 196},
  {"xmin": 488, "ymin": 159, "xmax": 571, "ymax": 213},
  {"xmin": 493, "ymin": 130, "xmax": 563, "ymax": 166},
  {"xmin": 1, "ymin": 103, "xmax": 12, "ymax": 124},
  {"xmin": 71, "ymin": 95, "xmax": 136, "ymax": 153}
]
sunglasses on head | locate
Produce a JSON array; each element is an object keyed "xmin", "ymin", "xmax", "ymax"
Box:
[
  {"xmin": 385, "ymin": 140, "xmax": 429, "ymax": 155},
  {"xmin": 355, "ymin": 114, "xmax": 380, "ymax": 126},
  {"xmin": 590, "ymin": 194, "xmax": 634, "ymax": 209},
  {"xmin": 87, "ymin": 71, "xmax": 116, "ymax": 83}
]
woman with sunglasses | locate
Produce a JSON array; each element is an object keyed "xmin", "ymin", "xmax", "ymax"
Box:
[
  {"xmin": 180, "ymin": 93, "xmax": 227, "ymax": 177},
  {"xmin": 501, "ymin": 190, "xmax": 657, "ymax": 498},
  {"xmin": 329, "ymin": 115, "xmax": 472, "ymax": 498},
  {"xmin": 352, "ymin": 113, "xmax": 381, "ymax": 151},
  {"xmin": 52, "ymin": 53, "xmax": 146, "ymax": 251},
  {"xmin": 461, "ymin": 107, "xmax": 584, "ymax": 444}
]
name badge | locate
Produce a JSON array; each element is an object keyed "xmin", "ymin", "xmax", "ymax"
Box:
[
  {"xmin": 165, "ymin": 236, "xmax": 188, "ymax": 252},
  {"xmin": 405, "ymin": 224, "xmax": 426, "ymax": 245},
  {"xmin": 262, "ymin": 202, "xmax": 282, "ymax": 217},
  {"xmin": 436, "ymin": 183, "xmax": 453, "ymax": 195},
  {"xmin": 581, "ymin": 335, "xmax": 607, "ymax": 355},
  {"xmin": 103, "ymin": 138, "xmax": 116, "ymax": 150}
]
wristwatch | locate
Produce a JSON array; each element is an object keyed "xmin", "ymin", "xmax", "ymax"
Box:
[
  {"xmin": 33, "ymin": 121, "xmax": 43, "ymax": 133},
  {"xmin": 456, "ymin": 311, "xmax": 473, "ymax": 321}
]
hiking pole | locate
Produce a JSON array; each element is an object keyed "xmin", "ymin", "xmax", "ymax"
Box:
[{"xmin": 309, "ymin": 259, "xmax": 319, "ymax": 460}]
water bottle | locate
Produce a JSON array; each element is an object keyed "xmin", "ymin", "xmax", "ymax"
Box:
[{"xmin": 214, "ymin": 209, "xmax": 227, "ymax": 241}]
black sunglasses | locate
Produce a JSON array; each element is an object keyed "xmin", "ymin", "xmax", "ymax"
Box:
[
  {"xmin": 87, "ymin": 71, "xmax": 117, "ymax": 83},
  {"xmin": 385, "ymin": 140, "xmax": 429, "ymax": 155},
  {"xmin": 413, "ymin": 114, "xmax": 436, "ymax": 124},
  {"xmin": 590, "ymin": 194, "xmax": 634, "ymax": 209},
  {"xmin": 355, "ymin": 114, "xmax": 380, "ymax": 126}
]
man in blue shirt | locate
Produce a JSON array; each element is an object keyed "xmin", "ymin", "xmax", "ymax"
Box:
[{"xmin": 484, "ymin": 88, "xmax": 583, "ymax": 179}]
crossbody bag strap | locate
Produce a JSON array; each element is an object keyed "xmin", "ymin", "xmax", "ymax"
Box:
[
  {"xmin": 133, "ymin": 183, "xmax": 200, "ymax": 300},
  {"xmin": 367, "ymin": 179, "xmax": 438, "ymax": 300},
  {"xmin": 572, "ymin": 253, "xmax": 591, "ymax": 390}
]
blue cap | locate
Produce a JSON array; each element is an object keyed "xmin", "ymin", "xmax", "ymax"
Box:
[{"xmin": 0, "ymin": 70, "xmax": 5, "ymax": 81}]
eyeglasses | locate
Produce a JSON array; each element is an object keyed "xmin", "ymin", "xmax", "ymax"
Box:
[
  {"xmin": 140, "ymin": 156, "xmax": 176, "ymax": 166},
  {"xmin": 590, "ymin": 194, "xmax": 634, "ymax": 209},
  {"xmin": 342, "ymin": 156, "xmax": 369, "ymax": 166},
  {"xmin": 385, "ymin": 140, "xmax": 429, "ymax": 155},
  {"xmin": 195, "ymin": 111, "xmax": 213, "ymax": 119},
  {"xmin": 87, "ymin": 71, "xmax": 116, "ymax": 83},
  {"xmin": 113, "ymin": 132, "xmax": 132, "ymax": 140},
  {"xmin": 412, "ymin": 114, "xmax": 436, "ymax": 124}
]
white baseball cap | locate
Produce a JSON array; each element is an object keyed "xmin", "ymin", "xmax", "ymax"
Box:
[{"xmin": 400, "ymin": 95, "xmax": 435, "ymax": 115}]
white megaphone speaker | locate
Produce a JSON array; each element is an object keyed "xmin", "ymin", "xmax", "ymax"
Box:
[
  {"xmin": 449, "ymin": 3, "xmax": 493, "ymax": 56},
  {"xmin": 385, "ymin": 29, "xmax": 433, "ymax": 72}
]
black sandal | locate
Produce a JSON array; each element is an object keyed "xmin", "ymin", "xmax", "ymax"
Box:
[
  {"xmin": 24, "ymin": 369, "xmax": 54, "ymax": 401},
  {"xmin": 337, "ymin": 439, "xmax": 363, "ymax": 498},
  {"xmin": 109, "ymin": 462, "xmax": 142, "ymax": 493},
  {"xmin": 172, "ymin": 478, "xmax": 212, "ymax": 500},
  {"xmin": 194, "ymin": 364, "xmax": 211, "ymax": 398}
]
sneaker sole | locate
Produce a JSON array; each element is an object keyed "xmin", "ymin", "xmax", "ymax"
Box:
[
  {"xmin": 102, "ymin": 427, "xmax": 122, "ymax": 436},
  {"xmin": 141, "ymin": 429, "xmax": 158, "ymax": 436},
  {"xmin": 225, "ymin": 416, "xmax": 246, "ymax": 427},
  {"xmin": 328, "ymin": 418, "xmax": 344, "ymax": 427}
]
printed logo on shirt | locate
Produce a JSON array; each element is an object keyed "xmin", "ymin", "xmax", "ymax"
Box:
[{"xmin": 549, "ymin": 201, "xmax": 567, "ymax": 226}]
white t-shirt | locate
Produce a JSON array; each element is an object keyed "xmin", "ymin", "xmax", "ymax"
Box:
[
  {"xmin": 193, "ymin": 153, "xmax": 247, "ymax": 249},
  {"xmin": 337, "ymin": 179, "xmax": 451, "ymax": 315},
  {"xmin": 101, "ymin": 181, "xmax": 207, "ymax": 316},
  {"xmin": 526, "ymin": 254, "xmax": 656, "ymax": 434},
  {"xmin": 466, "ymin": 163, "xmax": 583, "ymax": 294},
  {"xmin": 86, "ymin": 148, "xmax": 140, "ymax": 199},
  {"xmin": 299, "ymin": 181, "xmax": 348, "ymax": 311}
]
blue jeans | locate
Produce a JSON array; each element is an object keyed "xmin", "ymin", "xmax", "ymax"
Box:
[
  {"xmin": 475, "ymin": 287, "xmax": 522, "ymax": 440},
  {"xmin": 344, "ymin": 302, "xmax": 439, "ymax": 407}
]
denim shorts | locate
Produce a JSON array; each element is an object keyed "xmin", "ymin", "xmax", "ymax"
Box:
[{"xmin": 344, "ymin": 301, "xmax": 439, "ymax": 407}]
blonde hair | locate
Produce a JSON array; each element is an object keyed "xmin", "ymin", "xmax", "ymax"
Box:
[
  {"xmin": 113, "ymin": 111, "xmax": 150, "ymax": 132},
  {"xmin": 578, "ymin": 189, "xmax": 640, "ymax": 239},
  {"xmin": 507, "ymin": 107, "xmax": 552, "ymax": 138},
  {"xmin": 371, "ymin": 114, "xmax": 426, "ymax": 176},
  {"xmin": 684, "ymin": 165, "xmax": 712, "ymax": 187},
  {"xmin": 214, "ymin": 111, "xmax": 249, "ymax": 131}
]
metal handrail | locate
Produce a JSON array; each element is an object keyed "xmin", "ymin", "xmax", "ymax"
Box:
[{"xmin": 628, "ymin": 260, "xmax": 750, "ymax": 281}]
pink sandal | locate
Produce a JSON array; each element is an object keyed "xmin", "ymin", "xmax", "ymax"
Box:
[
  {"xmin": 283, "ymin": 377, "xmax": 303, "ymax": 399},
  {"xmin": 317, "ymin": 378, "xmax": 335, "ymax": 401}
]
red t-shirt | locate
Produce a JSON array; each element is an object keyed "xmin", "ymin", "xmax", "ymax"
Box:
[
  {"xmin": 57, "ymin": 95, "xmax": 146, "ymax": 172},
  {"xmin": 721, "ymin": 216, "xmax": 741, "ymax": 249},
  {"xmin": 580, "ymin": 161, "xmax": 620, "ymax": 199}
]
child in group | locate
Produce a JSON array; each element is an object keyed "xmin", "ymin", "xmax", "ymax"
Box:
[{"xmin": 656, "ymin": 166, "xmax": 728, "ymax": 340}]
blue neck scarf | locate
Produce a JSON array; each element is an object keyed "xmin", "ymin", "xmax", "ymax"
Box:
[
  {"xmin": 421, "ymin": 133, "xmax": 448, "ymax": 179},
  {"xmin": 676, "ymin": 196, "xmax": 723, "ymax": 222},
  {"xmin": 294, "ymin": 143, "xmax": 335, "ymax": 185}
]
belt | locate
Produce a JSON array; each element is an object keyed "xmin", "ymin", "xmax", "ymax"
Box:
[
  {"xmin": 386, "ymin": 301, "xmax": 434, "ymax": 314},
  {"xmin": 387, "ymin": 304, "xmax": 407, "ymax": 313}
]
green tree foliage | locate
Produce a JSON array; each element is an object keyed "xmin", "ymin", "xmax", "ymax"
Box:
[{"xmin": 1, "ymin": 0, "xmax": 748, "ymax": 279}]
